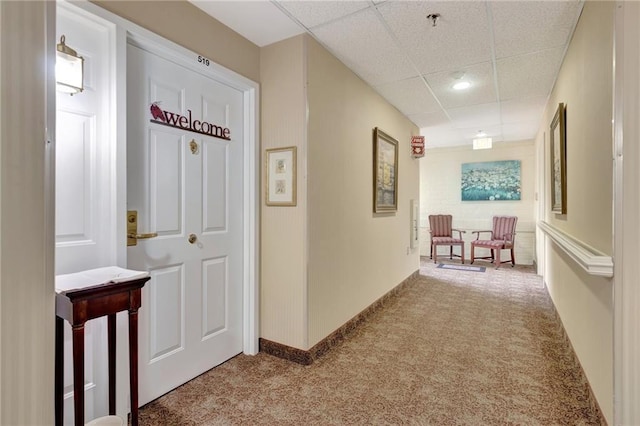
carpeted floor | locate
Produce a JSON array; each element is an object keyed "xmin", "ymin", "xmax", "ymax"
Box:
[{"xmin": 138, "ymin": 258, "xmax": 604, "ymax": 425}]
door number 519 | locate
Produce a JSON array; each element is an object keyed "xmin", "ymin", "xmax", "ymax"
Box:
[{"xmin": 197, "ymin": 55, "xmax": 210, "ymax": 67}]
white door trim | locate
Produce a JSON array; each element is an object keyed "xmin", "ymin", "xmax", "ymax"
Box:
[{"xmin": 613, "ymin": 2, "xmax": 640, "ymax": 424}]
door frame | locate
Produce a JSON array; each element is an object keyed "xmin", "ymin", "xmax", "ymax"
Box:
[{"xmin": 69, "ymin": 0, "xmax": 260, "ymax": 415}]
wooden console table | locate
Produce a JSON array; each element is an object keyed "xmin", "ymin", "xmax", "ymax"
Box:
[{"xmin": 55, "ymin": 268, "xmax": 150, "ymax": 426}]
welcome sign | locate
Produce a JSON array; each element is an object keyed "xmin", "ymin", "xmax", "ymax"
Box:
[{"xmin": 149, "ymin": 102, "xmax": 231, "ymax": 141}]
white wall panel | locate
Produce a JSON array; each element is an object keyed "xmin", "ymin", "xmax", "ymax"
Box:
[
  {"xmin": 149, "ymin": 265, "xmax": 185, "ymax": 361},
  {"xmin": 202, "ymin": 257, "xmax": 228, "ymax": 338},
  {"xmin": 202, "ymin": 141, "xmax": 227, "ymax": 233},
  {"xmin": 56, "ymin": 110, "xmax": 95, "ymax": 242},
  {"xmin": 202, "ymin": 95, "xmax": 228, "ymax": 127},
  {"xmin": 55, "ymin": 3, "xmax": 113, "ymax": 277},
  {"xmin": 149, "ymin": 131, "xmax": 184, "ymax": 235},
  {"xmin": 149, "ymin": 80, "xmax": 184, "ymax": 114}
]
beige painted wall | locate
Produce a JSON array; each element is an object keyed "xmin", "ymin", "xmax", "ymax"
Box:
[
  {"xmin": 419, "ymin": 141, "xmax": 536, "ymax": 265},
  {"xmin": 260, "ymin": 36, "xmax": 307, "ymax": 349},
  {"xmin": 93, "ymin": 0, "xmax": 260, "ymax": 82},
  {"xmin": 0, "ymin": 1, "xmax": 55, "ymax": 424},
  {"xmin": 537, "ymin": 2, "xmax": 614, "ymax": 422},
  {"xmin": 306, "ymin": 36, "xmax": 420, "ymax": 347}
]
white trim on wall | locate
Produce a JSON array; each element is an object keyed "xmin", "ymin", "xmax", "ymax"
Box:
[{"xmin": 538, "ymin": 221, "xmax": 613, "ymax": 277}]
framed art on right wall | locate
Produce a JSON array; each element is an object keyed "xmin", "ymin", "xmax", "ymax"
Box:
[{"xmin": 550, "ymin": 102, "xmax": 567, "ymax": 214}]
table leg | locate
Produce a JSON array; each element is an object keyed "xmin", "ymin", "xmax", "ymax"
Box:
[
  {"xmin": 55, "ymin": 316, "xmax": 64, "ymax": 426},
  {"xmin": 72, "ymin": 324, "xmax": 85, "ymax": 426},
  {"xmin": 108, "ymin": 313, "xmax": 116, "ymax": 415},
  {"xmin": 129, "ymin": 309, "xmax": 139, "ymax": 426}
]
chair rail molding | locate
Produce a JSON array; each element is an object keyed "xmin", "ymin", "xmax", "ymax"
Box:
[{"xmin": 538, "ymin": 221, "xmax": 613, "ymax": 277}]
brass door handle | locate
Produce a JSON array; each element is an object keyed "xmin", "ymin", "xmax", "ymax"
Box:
[
  {"xmin": 128, "ymin": 232, "xmax": 158, "ymax": 239},
  {"xmin": 188, "ymin": 233, "xmax": 197, "ymax": 244}
]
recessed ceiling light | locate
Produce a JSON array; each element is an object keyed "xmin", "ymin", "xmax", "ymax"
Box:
[{"xmin": 452, "ymin": 81, "xmax": 471, "ymax": 90}]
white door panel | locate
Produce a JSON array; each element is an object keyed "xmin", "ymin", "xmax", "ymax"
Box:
[
  {"xmin": 127, "ymin": 44, "xmax": 244, "ymax": 406},
  {"xmin": 56, "ymin": 4, "xmax": 115, "ymax": 423}
]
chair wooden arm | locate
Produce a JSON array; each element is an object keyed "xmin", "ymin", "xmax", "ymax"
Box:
[
  {"xmin": 472, "ymin": 230, "xmax": 493, "ymax": 240},
  {"xmin": 502, "ymin": 231, "xmax": 516, "ymax": 242},
  {"xmin": 452, "ymin": 228, "xmax": 466, "ymax": 239}
]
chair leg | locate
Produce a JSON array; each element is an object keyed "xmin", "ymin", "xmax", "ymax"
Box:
[
  {"xmin": 495, "ymin": 249, "xmax": 501, "ymax": 269},
  {"xmin": 433, "ymin": 244, "xmax": 437, "ymax": 264},
  {"xmin": 490, "ymin": 249, "xmax": 495, "ymax": 263},
  {"xmin": 450, "ymin": 245, "xmax": 453, "ymax": 260},
  {"xmin": 430, "ymin": 242, "xmax": 432, "ymax": 259},
  {"xmin": 470, "ymin": 244, "xmax": 475, "ymax": 264},
  {"xmin": 511, "ymin": 248, "xmax": 516, "ymax": 267},
  {"xmin": 461, "ymin": 244, "xmax": 464, "ymax": 264}
]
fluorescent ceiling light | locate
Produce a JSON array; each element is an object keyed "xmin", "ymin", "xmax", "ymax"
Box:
[{"xmin": 452, "ymin": 80, "xmax": 471, "ymax": 90}]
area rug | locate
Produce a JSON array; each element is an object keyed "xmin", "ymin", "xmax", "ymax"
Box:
[{"xmin": 437, "ymin": 263, "xmax": 486, "ymax": 272}]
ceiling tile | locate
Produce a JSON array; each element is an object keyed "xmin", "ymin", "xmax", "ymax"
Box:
[
  {"xmin": 491, "ymin": 1, "xmax": 582, "ymax": 59},
  {"xmin": 191, "ymin": 1, "xmax": 304, "ymax": 47},
  {"xmin": 501, "ymin": 121, "xmax": 540, "ymax": 142},
  {"xmin": 407, "ymin": 110, "xmax": 450, "ymax": 128},
  {"xmin": 447, "ymin": 102, "xmax": 501, "ymax": 130},
  {"xmin": 378, "ymin": 1, "xmax": 492, "ymax": 75},
  {"xmin": 278, "ymin": 1, "xmax": 370, "ymax": 29},
  {"xmin": 497, "ymin": 47, "xmax": 565, "ymax": 101},
  {"xmin": 421, "ymin": 124, "xmax": 465, "ymax": 149},
  {"xmin": 310, "ymin": 8, "xmax": 416, "ymax": 86},
  {"xmin": 425, "ymin": 61, "xmax": 496, "ymax": 109},
  {"xmin": 374, "ymin": 77, "xmax": 441, "ymax": 116},
  {"xmin": 458, "ymin": 124, "xmax": 503, "ymax": 143},
  {"xmin": 500, "ymin": 97, "xmax": 547, "ymax": 125},
  {"xmin": 196, "ymin": 0, "xmax": 581, "ymax": 149}
]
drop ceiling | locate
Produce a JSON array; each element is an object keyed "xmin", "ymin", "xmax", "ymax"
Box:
[{"xmin": 191, "ymin": 0, "xmax": 584, "ymax": 149}]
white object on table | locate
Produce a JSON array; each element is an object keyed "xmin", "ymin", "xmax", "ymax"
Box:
[{"xmin": 55, "ymin": 266, "xmax": 149, "ymax": 293}]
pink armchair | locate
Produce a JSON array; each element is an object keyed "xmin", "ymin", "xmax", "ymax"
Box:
[
  {"xmin": 428, "ymin": 215, "xmax": 465, "ymax": 264},
  {"xmin": 470, "ymin": 216, "xmax": 518, "ymax": 269}
]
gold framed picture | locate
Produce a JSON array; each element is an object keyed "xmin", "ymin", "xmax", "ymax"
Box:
[
  {"xmin": 550, "ymin": 103, "xmax": 567, "ymax": 214},
  {"xmin": 265, "ymin": 146, "xmax": 297, "ymax": 206},
  {"xmin": 373, "ymin": 127, "xmax": 398, "ymax": 213}
]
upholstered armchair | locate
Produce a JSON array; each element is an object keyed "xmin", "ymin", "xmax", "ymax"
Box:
[
  {"xmin": 470, "ymin": 216, "xmax": 518, "ymax": 269},
  {"xmin": 428, "ymin": 215, "xmax": 465, "ymax": 264}
]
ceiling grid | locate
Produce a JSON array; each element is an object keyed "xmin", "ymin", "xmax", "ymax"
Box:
[{"xmin": 191, "ymin": 0, "xmax": 584, "ymax": 148}]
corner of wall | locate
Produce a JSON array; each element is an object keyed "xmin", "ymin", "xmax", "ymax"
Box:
[{"xmin": 259, "ymin": 35, "xmax": 308, "ymax": 350}]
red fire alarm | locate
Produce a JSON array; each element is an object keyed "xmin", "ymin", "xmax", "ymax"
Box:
[{"xmin": 411, "ymin": 136, "xmax": 425, "ymax": 158}]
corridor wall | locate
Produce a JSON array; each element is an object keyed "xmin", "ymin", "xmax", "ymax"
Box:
[{"xmin": 535, "ymin": 2, "xmax": 614, "ymax": 422}]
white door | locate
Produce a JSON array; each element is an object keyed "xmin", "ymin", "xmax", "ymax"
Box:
[
  {"xmin": 127, "ymin": 44, "xmax": 244, "ymax": 405},
  {"xmin": 55, "ymin": 4, "xmax": 114, "ymax": 423}
]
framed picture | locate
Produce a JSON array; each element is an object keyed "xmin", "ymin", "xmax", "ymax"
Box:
[
  {"xmin": 265, "ymin": 146, "xmax": 297, "ymax": 206},
  {"xmin": 461, "ymin": 160, "xmax": 521, "ymax": 201},
  {"xmin": 373, "ymin": 127, "xmax": 398, "ymax": 213},
  {"xmin": 550, "ymin": 102, "xmax": 567, "ymax": 214}
]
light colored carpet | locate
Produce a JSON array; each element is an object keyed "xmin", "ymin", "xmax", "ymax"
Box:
[{"xmin": 138, "ymin": 258, "xmax": 604, "ymax": 425}]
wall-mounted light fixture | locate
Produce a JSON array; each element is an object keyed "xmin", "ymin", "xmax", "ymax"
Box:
[
  {"xmin": 56, "ymin": 35, "xmax": 84, "ymax": 95},
  {"xmin": 473, "ymin": 131, "xmax": 492, "ymax": 150}
]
